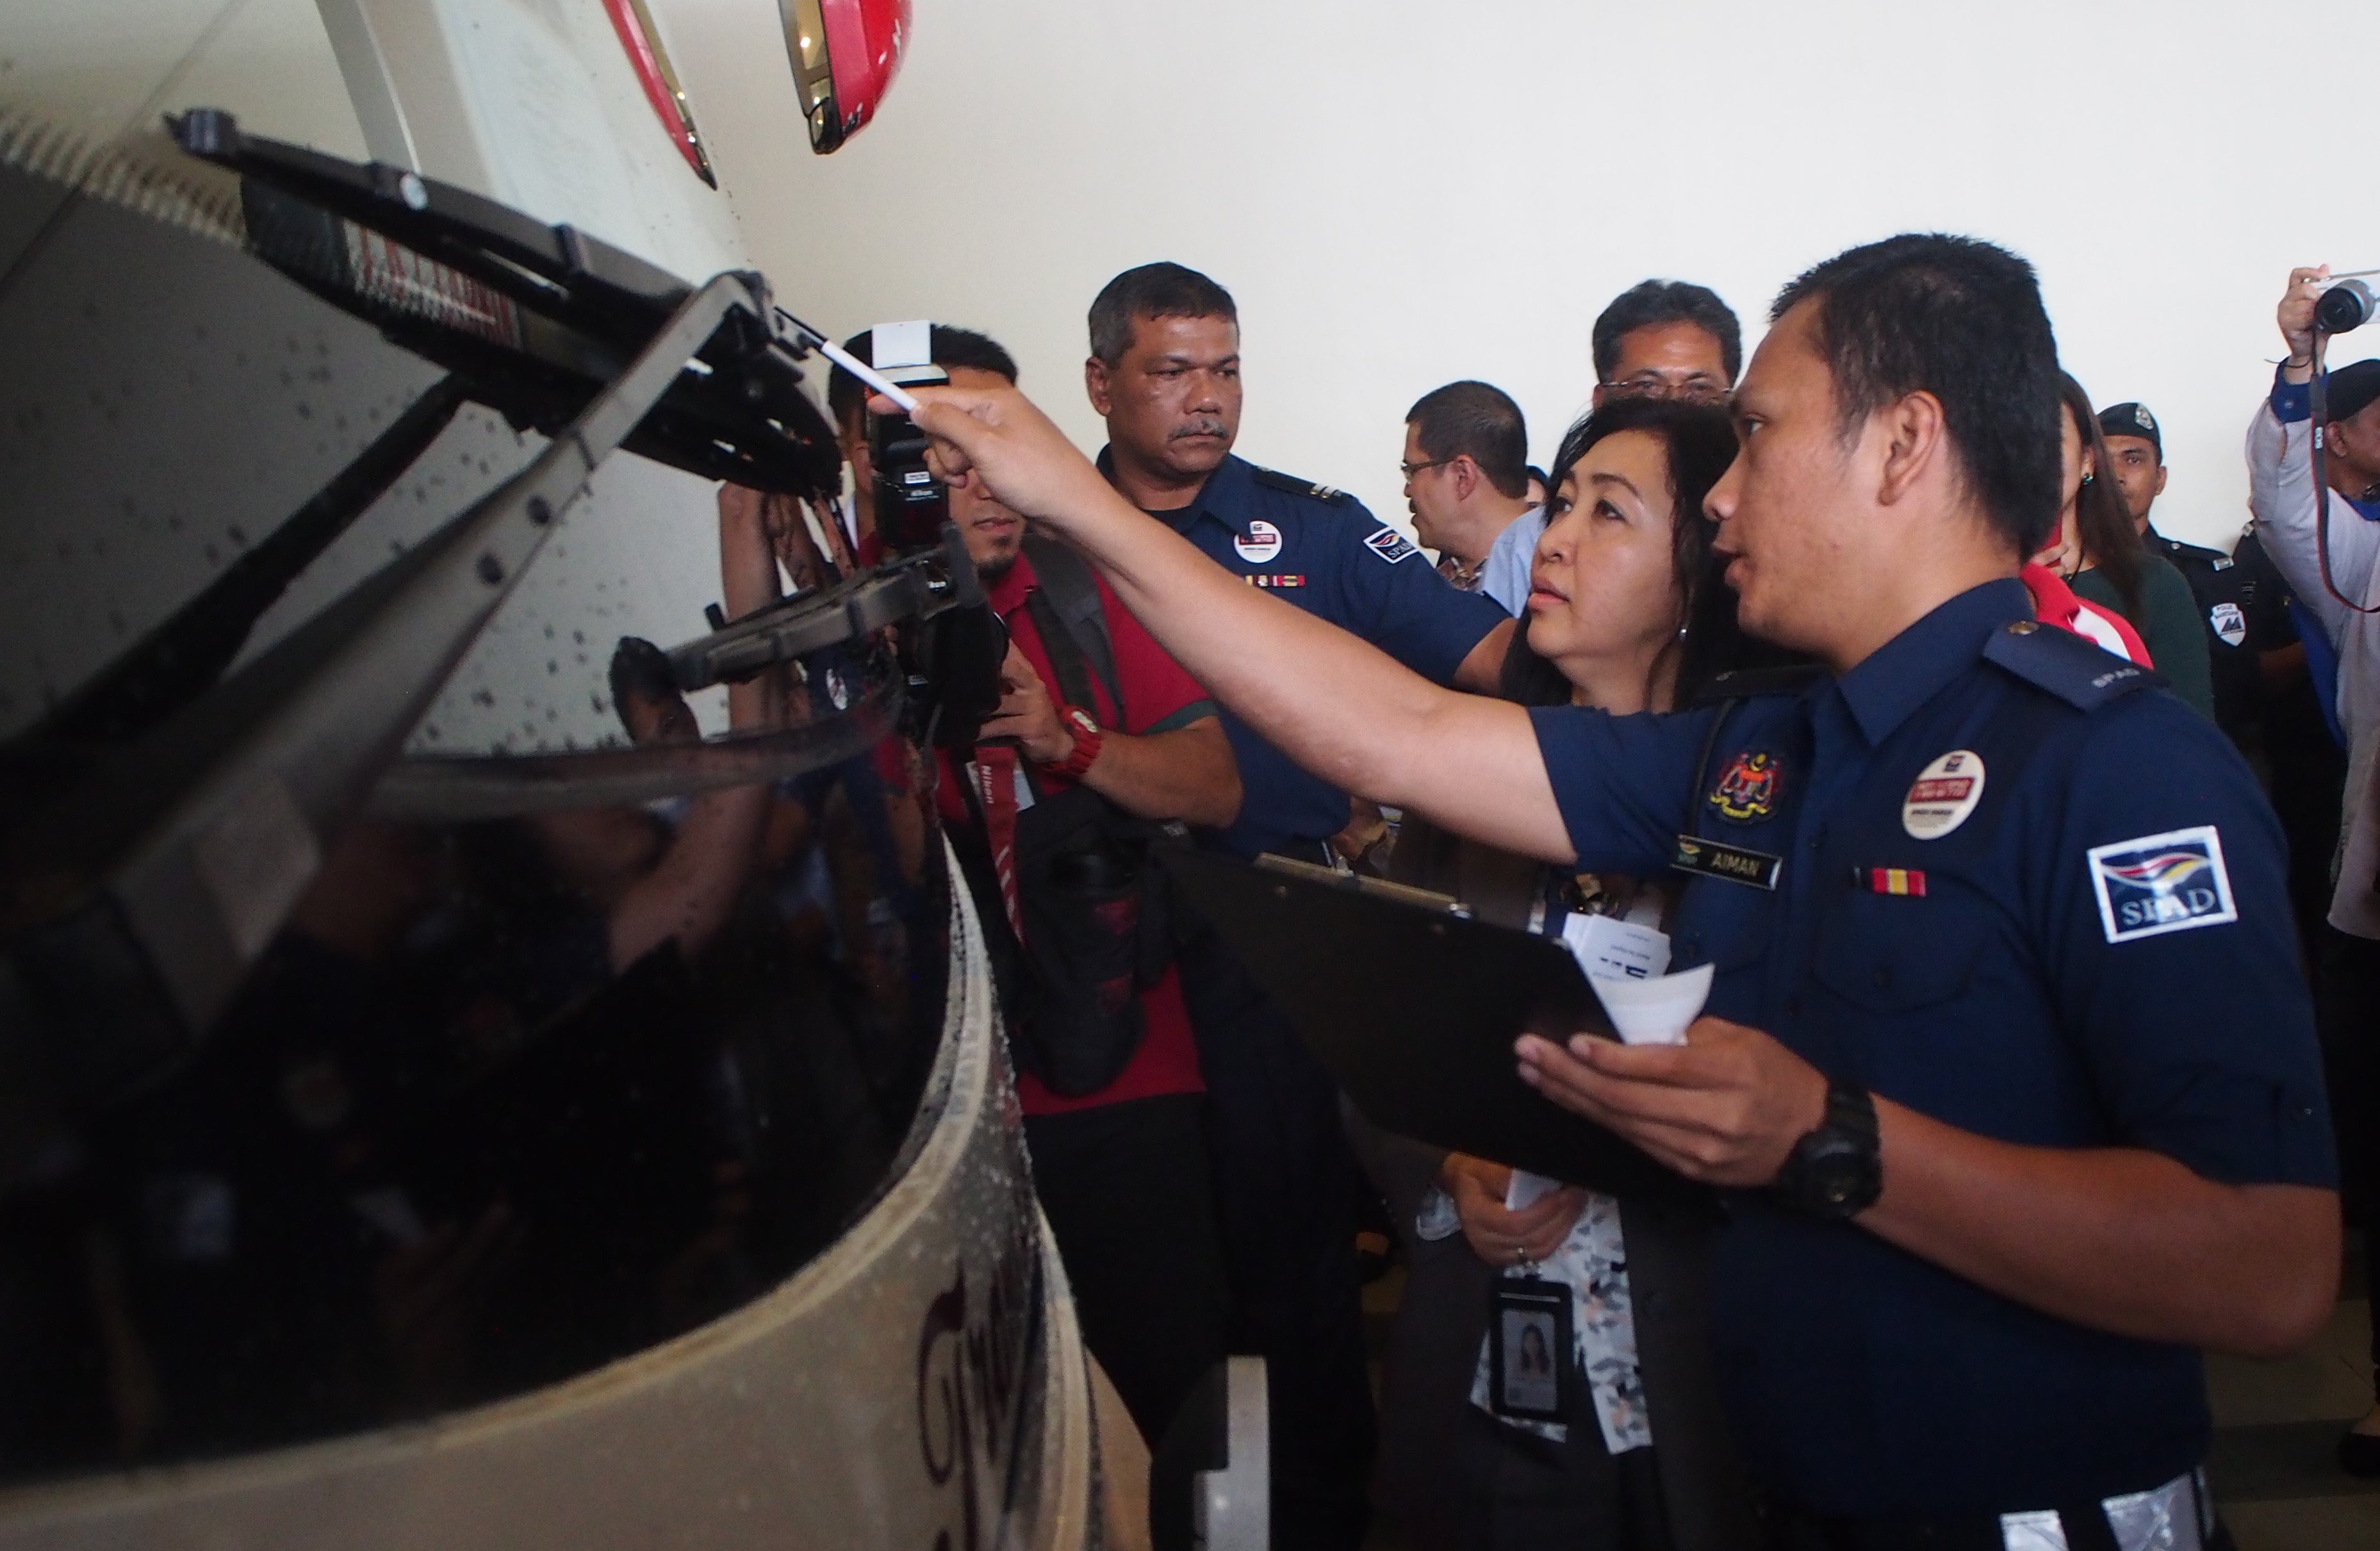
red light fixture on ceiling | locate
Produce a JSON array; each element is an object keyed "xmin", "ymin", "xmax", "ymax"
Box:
[
  {"xmin": 779, "ymin": 0, "xmax": 912, "ymax": 154},
  {"xmin": 602, "ymin": 0, "xmax": 717, "ymax": 186}
]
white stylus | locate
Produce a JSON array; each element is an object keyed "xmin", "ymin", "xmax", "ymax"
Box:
[{"xmin": 776, "ymin": 309, "xmax": 921, "ymax": 413}]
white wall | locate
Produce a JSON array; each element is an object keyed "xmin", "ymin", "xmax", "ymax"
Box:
[{"xmin": 663, "ymin": 0, "xmax": 2380, "ymax": 553}]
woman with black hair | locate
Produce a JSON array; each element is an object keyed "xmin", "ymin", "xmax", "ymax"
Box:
[
  {"xmin": 2035, "ymin": 373, "xmax": 2214, "ymax": 718},
  {"xmin": 1352, "ymin": 397, "xmax": 1772, "ymax": 1551}
]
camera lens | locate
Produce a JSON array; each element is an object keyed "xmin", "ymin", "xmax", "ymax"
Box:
[{"xmin": 2317, "ymin": 279, "xmax": 2375, "ymax": 334}]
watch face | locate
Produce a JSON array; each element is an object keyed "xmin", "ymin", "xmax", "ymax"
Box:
[
  {"xmin": 1805, "ymin": 1136, "xmax": 1880, "ymax": 1215},
  {"xmin": 1814, "ymin": 1154, "xmax": 1864, "ymax": 1207},
  {"xmin": 1066, "ymin": 707, "xmax": 1097, "ymax": 735}
]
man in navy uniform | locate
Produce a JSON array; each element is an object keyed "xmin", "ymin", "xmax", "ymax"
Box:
[
  {"xmin": 1081, "ymin": 261, "xmax": 1508, "ymax": 1547},
  {"xmin": 903, "ymin": 233, "xmax": 2340, "ymax": 1548},
  {"xmin": 2099, "ymin": 400, "xmax": 2295, "ymax": 766},
  {"xmin": 1085, "ymin": 261, "xmax": 1511, "ymax": 857}
]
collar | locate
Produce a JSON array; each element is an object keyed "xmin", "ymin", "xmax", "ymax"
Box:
[
  {"xmin": 981, "ymin": 546, "xmax": 1038, "ymax": 615},
  {"xmin": 2017, "ymin": 561, "xmax": 2082, "ymax": 630},
  {"xmin": 1832, "ymin": 578, "xmax": 2032, "ymax": 748},
  {"xmin": 1094, "ymin": 446, "xmax": 1256, "ymax": 536}
]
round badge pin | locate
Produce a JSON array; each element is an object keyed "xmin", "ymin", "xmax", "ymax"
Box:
[
  {"xmin": 1235, "ymin": 520, "xmax": 1284, "ymax": 565},
  {"xmin": 1901, "ymin": 750, "xmax": 1985, "ymax": 840}
]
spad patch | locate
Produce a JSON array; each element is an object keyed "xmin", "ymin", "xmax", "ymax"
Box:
[{"xmin": 2087, "ymin": 825, "xmax": 2238, "ymax": 944}]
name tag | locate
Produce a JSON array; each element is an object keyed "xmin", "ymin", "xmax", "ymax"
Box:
[{"xmin": 1671, "ymin": 834, "xmax": 1781, "ymax": 890}]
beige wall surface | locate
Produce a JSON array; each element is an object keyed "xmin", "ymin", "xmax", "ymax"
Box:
[{"xmin": 659, "ymin": 0, "xmax": 2380, "ymax": 553}]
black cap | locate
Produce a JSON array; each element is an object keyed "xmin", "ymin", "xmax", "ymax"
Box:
[
  {"xmin": 2097, "ymin": 402, "xmax": 2161, "ymax": 456},
  {"xmin": 2327, "ymin": 360, "xmax": 2380, "ymax": 425}
]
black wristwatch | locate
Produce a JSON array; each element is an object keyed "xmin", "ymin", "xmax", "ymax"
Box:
[{"xmin": 1773, "ymin": 1083, "xmax": 1882, "ymax": 1220}]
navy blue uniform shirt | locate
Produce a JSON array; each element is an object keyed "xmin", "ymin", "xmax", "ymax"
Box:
[
  {"xmin": 1101, "ymin": 450, "xmax": 1506, "ymax": 857},
  {"xmin": 1531, "ymin": 579, "xmax": 2335, "ymax": 1518}
]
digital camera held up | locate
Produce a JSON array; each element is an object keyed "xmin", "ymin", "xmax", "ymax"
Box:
[
  {"xmin": 869, "ymin": 363, "xmax": 951, "ymax": 554},
  {"xmin": 2318, "ymin": 275, "xmax": 2376, "ymax": 334}
]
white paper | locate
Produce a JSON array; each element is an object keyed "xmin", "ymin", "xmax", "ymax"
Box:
[
  {"xmin": 869, "ymin": 319, "xmax": 933, "ymax": 369},
  {"xmin": 1561, "ymin": 914, "xmax": 1671, "ymax": 982},
  {"xmin": 1505, "ymin": 1169, "xmax": 1561, "ymax": 1211},
  {"xmin": 1587, "ymin": 962, "xmax": 1716, "ymax": 1047}
]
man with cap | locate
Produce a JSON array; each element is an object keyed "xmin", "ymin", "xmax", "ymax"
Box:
[
  {"xmin": 2101, "ymin": 401, "xmax": 2296, "ymax": 764},
  {"xmin": 1084, "ymin": 260, "xmax": 1512, "ymax": 1548},
  {"xmin": 2250, "ymin": 266, "xmax": 2380, "ymax": 1476}
]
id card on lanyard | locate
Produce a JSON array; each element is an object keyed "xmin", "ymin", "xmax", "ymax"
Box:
[{"xmin": 1487, "ymin": 1276, "xmax": 1572, "ymax": 1423}]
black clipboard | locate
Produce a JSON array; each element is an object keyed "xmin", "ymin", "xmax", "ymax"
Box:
[{"xmin": 1166, "ymin": 848, "xmax": 1705, "ymax": 1204}]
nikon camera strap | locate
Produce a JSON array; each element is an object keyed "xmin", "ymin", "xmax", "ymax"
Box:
[{"xmin": 1021, "ymin": 535, "xmax": 1126, "ymax": 720}]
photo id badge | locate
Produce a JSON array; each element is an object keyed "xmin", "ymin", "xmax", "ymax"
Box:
[{"xmin": 1488, "ymin": 1276, "xmax": 1571, "ymax": 1424}]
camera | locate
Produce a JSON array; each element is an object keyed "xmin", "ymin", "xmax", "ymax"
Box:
[
  {"xmin": 2318, "ymin": 277, "xmax": 2376, "ymax": 334},
  {"xmin": 868, "ymin": 364, "xmax": 951, "ymax": 554}
]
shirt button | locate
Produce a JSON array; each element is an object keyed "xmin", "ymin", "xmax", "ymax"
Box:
[
  {"xmin": 1872, "ymin": 967, "xmax": 1892, "ymax": 990},
  {"xmin": 2007, "ymin": 620, "xmax": 2039, "ymax": 636},
  {"xmin": 1784, "ymin": 994, "xmax": 1802, "ymax": 1017}
]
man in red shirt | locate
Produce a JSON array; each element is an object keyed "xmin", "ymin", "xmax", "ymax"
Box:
[{"xmin": 838, "ymin": 327, "xmax": 1242, "ymax": 1447}]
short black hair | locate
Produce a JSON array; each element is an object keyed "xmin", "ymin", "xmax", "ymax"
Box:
[
  {"xmin": 1769, "ymin": 234, "xmax": 2062, "ymax": 560},
  {"xmin": 1088, "ymin": 261, "xmax": 1238, "ymax": 366},
  {"xmin": 609, "ymin": 635, "xmax": 677, "ymax": 711},
  {"xmin": 826, "ymin": 324, "xmax": 1019, "ymax": 428},
  {"xmin": 1591, "ymin": 280, "xmax": 1743, "ymax": 385},
  {"xmin": 1405, "ymin": 380, "xmax": 1529, "ymax": 500}
]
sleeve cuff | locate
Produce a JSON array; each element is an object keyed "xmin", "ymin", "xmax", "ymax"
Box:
[
  {"xmin": 1140, "ymin": 698, "xmax": 1217, "ymax": 736},
  {"xmin": 2271, "ymin": 365, "xmax": 2313, "ymax": 425}
]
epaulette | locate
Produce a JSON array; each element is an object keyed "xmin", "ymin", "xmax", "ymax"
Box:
[
  {"xmin": 2157, "ymin": 533, "xmax": 2231, "ymax": 568},
  {"xmin": 1982, "ymin": 620, "xmax": 2164, "ymax": 711},
  {"xmin": 1693, "ymin": 664, "xmax": 1825, "ymax": 705},
  {"xmin": 1251, "ymin": 466, "xmax": 1351, "ymax": 504}
]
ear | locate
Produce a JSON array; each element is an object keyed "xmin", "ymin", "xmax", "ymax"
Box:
[
  {"xmin": 1874, "ymin": 390, "xmax": 1948, "ymax": 509},
  {"xmin": 1451, "ymin": 455, "xmax": 1479, "ymax": 502},
  {"xmin": 1589, "ymin": 382, "xmax": 1611, "ymax": 410},
  {"xmin": 1085, "ymin": 356, "xmax": 1113, "ymax": 417},
  {"xmin": 2153, "ymin": 464, "xmax": 2169, "ymax": 498}
]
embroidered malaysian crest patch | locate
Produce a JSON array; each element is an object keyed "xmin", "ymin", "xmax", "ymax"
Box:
[{"xmin": 1707, "ymin": 750, "xmax": 1782, "ymax": 823}]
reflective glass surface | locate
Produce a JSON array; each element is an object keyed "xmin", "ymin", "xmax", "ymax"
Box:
[
  {"xmin": 0, "ymin": 110, "xmax": 953, "ymax": 1483},
  {"xmin": 1, "ymin": 756, "xmax": 949, "ymax": 1482}
]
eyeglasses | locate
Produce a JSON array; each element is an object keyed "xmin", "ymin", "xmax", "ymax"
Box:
[
  {"xmin": 1399, "ymin": 457, "xmax": 1452, "ymax": 479},
  {"xmin": 1607, "ymin": 377, "xmax": 1729, "ymax": 406}
]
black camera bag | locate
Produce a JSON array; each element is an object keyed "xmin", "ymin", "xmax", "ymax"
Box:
[{"xmin": 955, "ymin": 539, "xmax": 1184, "ymax": 1096}]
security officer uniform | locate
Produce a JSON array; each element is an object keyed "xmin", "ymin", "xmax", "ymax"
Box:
[
  {"xmin": 2098, "ymin": 403, "xmax": 2283, "ymax": 757},
  {"xmin": 1099, "ymin": 450, "xmax": 1509, "ymax": 857},
  {"xmin": 1098, "ymin": 447, "xmax": 1505, "ymax": 1549},
  {"xmin": 1531, "ymin": 579, "xmax": 2333, "ymax": 1541}
]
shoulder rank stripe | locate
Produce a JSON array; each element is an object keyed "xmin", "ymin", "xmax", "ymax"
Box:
[
  {"xmin": 1982, "ymin": 619, "xmax": 2163, "ymax": 711},
  {"xmin": 1857, "ymin": 866, "xmax": 1926, "ymax": 896},
  {"xmin": 1251, "ymin": 466, "xmax": 1349, "ymax": 503}
]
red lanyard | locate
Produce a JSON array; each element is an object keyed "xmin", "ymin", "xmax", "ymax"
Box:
[{"xmin": 971, "ymin": 744, "xmax": 1024, "ymax": 939}]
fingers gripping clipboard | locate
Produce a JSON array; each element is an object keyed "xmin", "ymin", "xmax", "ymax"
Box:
[{"xmin": 1165, "ymin": 849, "xmax": 1707, "ymax": 1205}]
